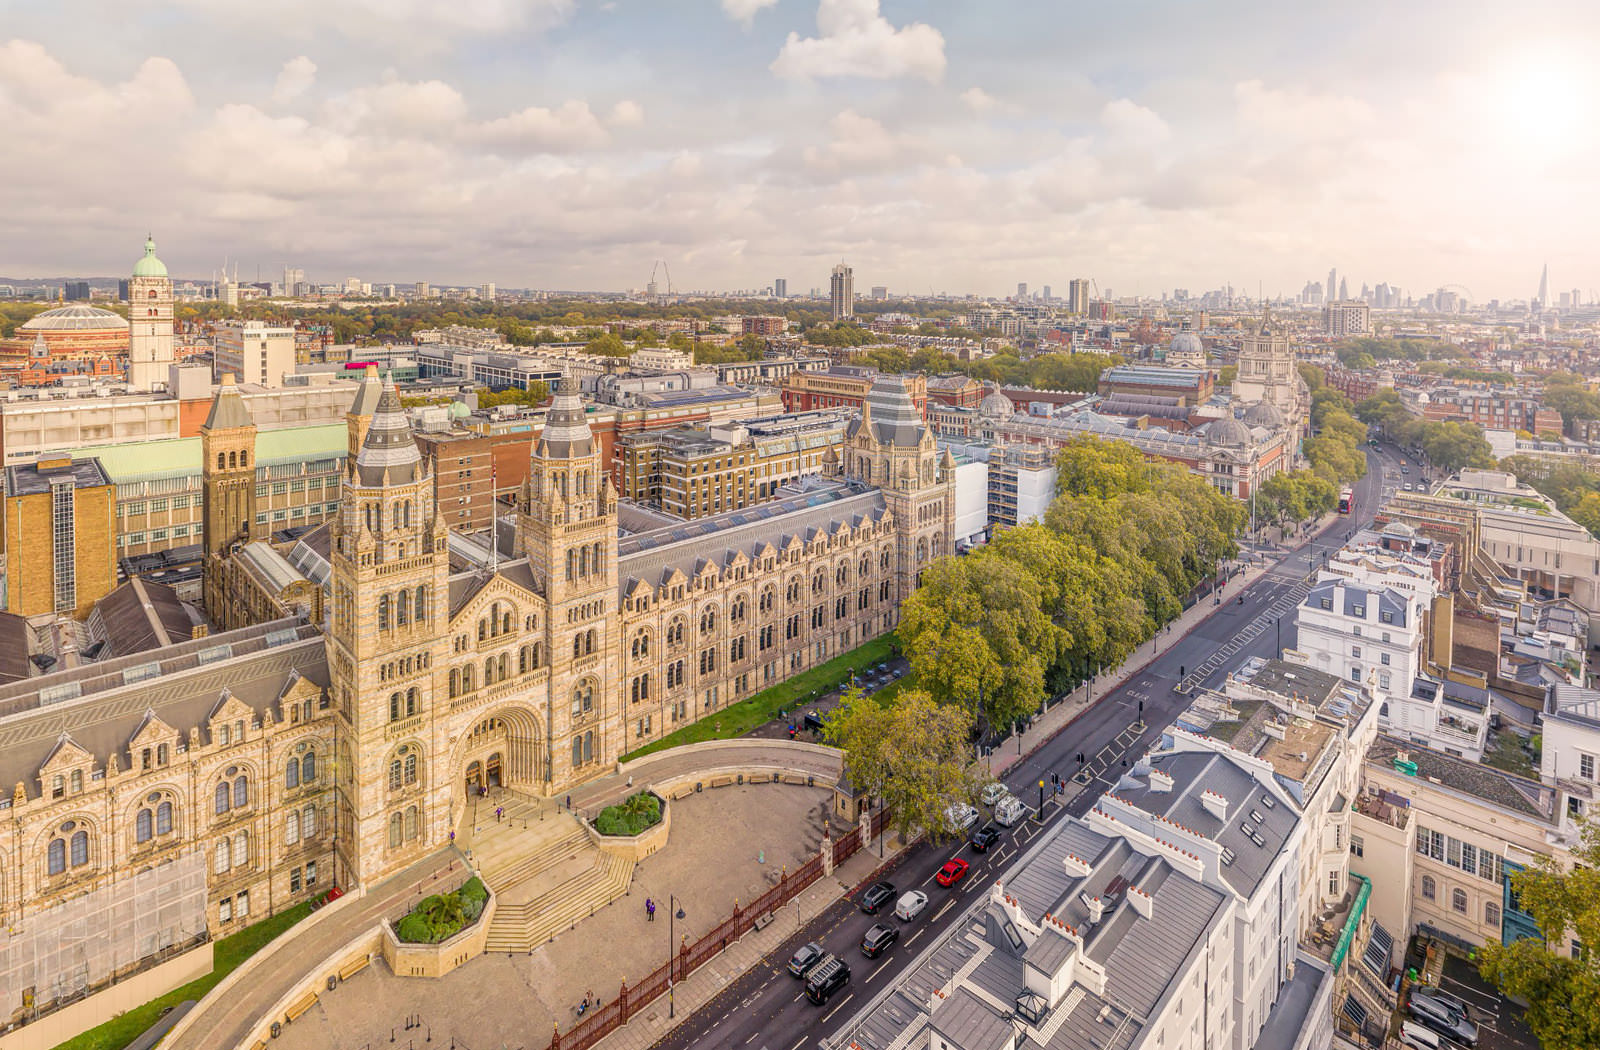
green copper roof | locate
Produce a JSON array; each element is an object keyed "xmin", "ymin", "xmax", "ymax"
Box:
[
  {"xmin": 132, "ymin": 236, "xmax": 168, "ymax": 278},
  {"xmin": 72, "ymin": 424, "xmax": 346, "ymax": 483}
]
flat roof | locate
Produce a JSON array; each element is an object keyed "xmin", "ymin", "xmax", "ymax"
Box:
[{"xmin": 5, "ymin": 456, "xmax": 111, "ymax": 495}]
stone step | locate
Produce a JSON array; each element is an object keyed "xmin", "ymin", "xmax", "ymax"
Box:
[
  {"xmin": 485, "ymin": 852, "xmax": 634, "ymax": 952},
  {"xmin": 479, "ymin": 826, "xmax": 590, "ymax": 889}
]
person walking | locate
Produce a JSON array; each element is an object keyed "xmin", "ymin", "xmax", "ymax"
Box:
[
  {"xmin": 496, "ymin": 805, "xmax": 504, "ymax": 823},
  {"xmin": 646, "ymin": 897, "xmax": 656, "ymax": 921}
]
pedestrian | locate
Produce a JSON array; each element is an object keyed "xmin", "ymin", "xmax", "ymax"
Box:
[
  {"xmin": 449, "ymin": 829, "xmax": 455, "ymax": 843},
  {"xmin": 496, "ymin": 806, "xmax": 504, "ymax": 822},
  {"xmin": 646, "ymin": 897, "xmax": 656, "ymax": 921},
  {"xmin": 566, "ymin": 794, "xmax": 572, "ymax": 811}
]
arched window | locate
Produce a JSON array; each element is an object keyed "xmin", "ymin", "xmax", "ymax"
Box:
[
  {"xmin": 378, "ymin": 594, "xmax": 391, "ymax": 631},
  {"xmin": 389, "ymin": 813, "xmax": 403, "ymax": 848},
  {"xmin": 389, "ymin": 692, "xmax": 402, "ymax": 721},
  {"xmin": 285, "ymin": 810, "xmax": 300, "ymax": 846},
  {"xmin": 571, "ymin": 681, "xmax": 594, "ymax": 717},
  {"xmin": 498, "ymin": 653, "xmax": 508, "ymax": 681},
  {"xmin": 1421, "ymin": 875, "xmax": 1436, "ymax": 900},
  {"xmin": 302, "ymin": 805, "xmax": 317, "ymax": 837},
  {"xmin": 47, "ymin": 838, "xmax": 66, "ymax": 876},
  {"xmin": 228, "ymin": 451, "xmax": 237, "ymax": 469},
  {"xmin": 404, "ymin": 806, "xmax": 418, "ymax": 841},
  {"xmin": 214, "ymin": 840, "xmax": 231, "ymax": 874},
  {"xmin": 136, "ymin": 809, "xmax": 153, "ymax": 844},
  {"xmin": 301, "ymin": 752, "xmax": 315, "ymax": 783},
  {"xmin": 233, "ymin": 775, "xmax": 249, "ymax": 809},
  {"xmin": 156, "ymin": 801, "xmax": 173, "ymax": 835},
  {"xmin": 1452, "ymin": 888, "xmax": 1468, "ymax": 914},
  {"xmin": 157, "ymin": 743, "xmax": 169, "ymax": 765},
  {"xmin": 449, "ymin": 668, "xmax": 460, "ymax": 698},
  {"xmin": 415, "ymin": 586, "xmax": 427, "ymax": 622},
  {"xmin": 70, "ymin": 830, "xmax": 88, "ymax": 867},
  {"xmin": 587, "ymin": 628, "xmax": 597, "ymax": 654},
  {"xmin": 406, "ymin": 688, "xmax": 418, "ymax": 717},
  {"xmin": 71, "ymin": 769, "xmax": 82, "ymax": 794},
  {"xmin": 572, "ymin": 737, "xmax": 582, "ymax": 768},
  {"xmin": 484, "ymin": 657, "xmax": 496, "ymax": 685},
  {"xmin": 397, "ymin": 589, "xmax": 410, "ymax": 626},
  {"xmin": 240, "ymin": 451, "xmax": 248, "ymax": 468},
  {"xmin": 285, "ymin": 758, "xmax": 300, "ymax": 790},
  {"xmin": 478, "ymin": 619, "xmax": 487, "ymax": 642},
  {"xmin": 502, "ymin": 609, "xmax": 513, "ymax": 634},
  {"xmin": 573, "ymin": 635, "xmax": 583, "ymax": 659},
  {"xmin": 214, "ymin": 782, "xmax": 230, "ymax": 815},
  {"xmin": 389, "ymin": 759, "xmax": 402, "ymax": 792},
  {"xmin": 404, "ymin": 754, "xmax": 418, "ymax": 785}
]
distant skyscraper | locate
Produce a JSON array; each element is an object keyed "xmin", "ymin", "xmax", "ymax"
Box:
[
  {"xmin": 830, "ymin": 263, "xmax": 854, "ymax": 321},
  {"xmin": 482, "ymin": 282, "xmax": 496, "ymax": 301},
  {"xmin": 283, "ymin": 266, "xmax": 305, "ymax": 296},
  {"xmin": 774, "ymin": 278, "xmax": 787, "ymax": 298},
  {"xmin": 871, "ymin": 285, "xmax": 888, "ymax": 300},
  {"xmin": 415, "ymin": 281, "xmax": 430, "ymax": 298},
  {"xmin": 1067, "ymin": 278, "xmax": 1091, "ymax": 314},
  {"xmin": 1338, "ymin": 277, "xmax": 1349, "ymax": 301},
  {"xmin": 1042, "ymin": 284, "xmax": 1052, "ymax": 301},
  {"xmin": 1573, "ymin": 288, "xmax": 1583, "ymax": 309},
  {"xmin": 63, "ymin": 281, "xmax": 90, "ymax": 301},
  {"xmin": 1016, "ymin": 282, "xmax": 1028, "ymax": 299},
  {"xmin": 1327, "ymin": 267, "xmax": 1337, "ymax": 306},
  {"xmin": 1537, "ymin": 263, "xmax": 1550, "ymax": 307}
]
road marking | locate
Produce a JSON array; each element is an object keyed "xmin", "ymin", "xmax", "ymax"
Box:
[
  {"xmin": 932, "ymin": 899, "xmax": 954, "ymax": 921},
  {"xmin": 867, "ymin": 958, "xmax": 892, "ymax": 983},
  {"xmin": 793, "ymin": 990, "xmax": 804, "ymax": 1002},
  {"xmin": 746, "ymin": 1031, "xmax": 761, "ymax": 1044},
  {"xmin": 822, "ymin": 993, "xmax": 855, "ymax": 1023},
  {"xmin": 906, "ymin": 929, "xmax": 924, "ymax": 946},
  {"xmin": 789, "ymin": 1038, "xmax": 806, "ymax": 1050}
]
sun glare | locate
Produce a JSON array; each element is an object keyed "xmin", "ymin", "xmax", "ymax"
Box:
[{"xmin": 1491, "ymin": 58, "xmax": 1590, "ymax": 149}]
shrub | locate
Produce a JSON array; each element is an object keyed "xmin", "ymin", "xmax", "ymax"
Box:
[
  {"xmin": 396, "ymin": 913, "xmax": 434, "ymax": 944},
  {"xmin": 593, "ymin": 791, "xmax": 662, "ymax": 837},
  {"xmin": 395, "ymin": 879, "xmax": 487, "ymax": 943}
]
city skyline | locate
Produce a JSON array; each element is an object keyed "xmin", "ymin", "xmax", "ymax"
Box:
[{"xmin": 3, "ymin": 1, "xmax": 1597, "ymax": 299}]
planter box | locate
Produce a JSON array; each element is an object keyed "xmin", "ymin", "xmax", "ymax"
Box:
[
  {"xmin": 380, "ymin": 886, "xmax": 496, "ymax": 980},
  {"xmin": 586, "ymin": 792, "xmax": 671, "ymax": 862}
]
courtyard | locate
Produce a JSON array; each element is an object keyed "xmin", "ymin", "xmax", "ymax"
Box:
[{"xmin": 273, "ymin": 782, "xmax": 845, "ymax": 1050}]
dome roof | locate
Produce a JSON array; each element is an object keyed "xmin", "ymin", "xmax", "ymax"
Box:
[
  {"xmin": 19, "ymin": 305, "xmax": 130, "ymax": 332},
  {"xmin": 449, "ymin": 400, "xmax": 472, "ymax": 419},
  {"xmin": 1170, "ymin": 331, "xmax": 1204, "ymax": 356},
  {"xmin": 1380, "ymin": 522, "xmax": 1416, "ymax": 540},
  {"xmin": 132, "ymin": 236, "xmax": 168, "ymax": 278},
  {"xmin": 978, "ymin": 385, "xmax": 1013, "ymax": 421},
  {"xmin": 1241, "ymin": 401, "xmax": 1286, "ymax": 427},
  {"xmin": 1206, "ymin": 417, "xmax": 1252, "ymax": 448}
]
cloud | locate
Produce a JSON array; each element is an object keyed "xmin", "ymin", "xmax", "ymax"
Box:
[
  {"xmin": 161, "ymin": 0, "xmax": 575, "ymax": 48},
  {"xmin": 771, "ymin": 0, "xmax": 946, "ymax": 82},
  {"xmin": 332, "ymin": 77, "xmax": 468, "ymax": 134},
  {"xmin": 272, "ymin": 56, "xmax": 317, "ymax": 104},
  {"xmin": 1099, "ymin": 98, "xmax": 1169, "ymax": 145},
  {"xmin": 802, "ymin": 108, "xmax": 936, "ymax": 175},
  {"xmin": 472, "ymin": 99, "xmax": 610, "ymax": 152},
  {"xmin": 720, "ymin": 0, "xmax": 776, "ymax": 27},
  {"xmin": 960, "ymin": 87, "xmax": 998, "ymax": 113},
  {"xmin": 608, "ymin": 99, "xmax": 644, "ymax": 127}
]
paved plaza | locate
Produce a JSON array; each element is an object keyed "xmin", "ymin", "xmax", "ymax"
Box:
[{"xmin": 273, "ymin": 782, "xmax": 845, "ymax": 1050}]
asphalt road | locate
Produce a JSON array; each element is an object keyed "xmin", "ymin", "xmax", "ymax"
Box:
[{"xmin": 650, "ymin": 444, "xmax": 1404, "ymax": 1050}]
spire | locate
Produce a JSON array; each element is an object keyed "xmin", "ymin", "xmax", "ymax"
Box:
[
  {"xmin": 353, "ymin": 372, "xmax": 422, "ymax": 485},
  {"xmin": 535, "ymin": 370, "xmax": 594, "ymax": 458},
  {"xmin": 202, "ymin": 373, "xmax": 254, "ymax": 431},
  {"xmin": 348, "ymin": 363, "xmax": 383, "ymax": 418}
]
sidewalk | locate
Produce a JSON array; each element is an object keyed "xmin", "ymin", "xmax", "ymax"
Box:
[{"xmin": 594, "ymin": 834, "xmax": 908, "ymax": 1050}]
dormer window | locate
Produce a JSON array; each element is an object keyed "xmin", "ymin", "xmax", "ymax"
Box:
[{"xmin": 1353, "ymin": 606, "xmax": 1365, "ymax": 617}]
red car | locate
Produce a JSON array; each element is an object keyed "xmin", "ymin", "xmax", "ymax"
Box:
[{"xmin": 935, "ymin": 858, "xmax": 969, "ymax": 887}]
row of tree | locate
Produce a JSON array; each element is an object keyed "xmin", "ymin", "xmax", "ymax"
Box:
[
  {"xmin": 1354, "ymin": 388, "xmax": 1496, "ymax": 473},
  {"xmin": 1498, "ymin": 454, "xmax": 1600, "ymax": 538}
]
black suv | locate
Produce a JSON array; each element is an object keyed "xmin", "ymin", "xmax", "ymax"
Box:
[
  {"xmin": 805, "ymin": 955, "xmax": 851, "ymax": 1005},
  {"xmin": 861, "ymin": 922, "xmax": 898, "ymax": 958},
  {"xmin": 860, "ymin": 880, "xmax": 896, "ymax": 914},
  {"xmin": 788, "ymin": 941, "xmax": 826, "ymax": 978},
  {"xmin": 970, "ymin": 824, "xmax": 1001, "ymax": 852}
]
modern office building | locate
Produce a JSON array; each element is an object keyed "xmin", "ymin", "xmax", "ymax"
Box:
[
  {"xmin": 1322, "ymin": 300, "xmax": 1371, "ymax": 338},
  {"xmin": 773, "ymin": 278, "xmax": 787, "ymax": 298},
  {"xmin": 830, "ymin": 263, "xmax": 854, "ymax": 321},
  {"xmin": 213, "ymin": 321, "xmax": 295, "ymax": 388}
]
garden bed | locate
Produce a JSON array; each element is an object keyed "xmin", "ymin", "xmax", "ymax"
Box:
[
  {"xmin": 593, "ymin": 791, "xmax": 662, "ymax": 837},
  {"xmin": 395, "ymin": 876, "xmax": 489, "ymax": 944}
]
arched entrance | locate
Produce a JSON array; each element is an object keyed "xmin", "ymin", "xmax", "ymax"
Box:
[{"xmin": 449, "ymin": 705, "xmax": 546, "ymax": 832}]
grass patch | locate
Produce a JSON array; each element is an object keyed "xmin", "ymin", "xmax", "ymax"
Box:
[
  {"xmin": 1482, "ymin": 732, "xmax": 1537, "ymax": 778},
  {"xmin": 50, "ymin": 901, "xmax": 314, "ymax": 1050},
  {"xmin": 621, "ymin": 634, "xmax": 898, "ymax": 761},
  {"xmin": 593, "ymin": 791, "xmax": 663, "ymax": 837}
]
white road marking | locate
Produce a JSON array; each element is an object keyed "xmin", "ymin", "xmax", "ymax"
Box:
[
  {"xmin": 822, "ymin": 993, "xmax": 855, "ymax": 1023},
  {"xmin": 789, "ymin": 1038, "xmax": 807, "ymax": 1050},
  {"xmin": 905, "ymin": 929, "xmax": 924, "ymax": 947},
  {"xmin": 932, "ymin": 899, "xmax": 954, "ymax": 921},
  {"xmin": 867, "ymin": 958, "xmax": 892, "ymax": 983}
]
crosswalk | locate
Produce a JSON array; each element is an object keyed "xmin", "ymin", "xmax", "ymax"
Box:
[{"xmin": 1175, "ymin": 579, "xmax": 1310, "ymax": 695}]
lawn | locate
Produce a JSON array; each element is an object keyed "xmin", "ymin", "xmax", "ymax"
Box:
[
  {"xmin": 620, "ymin": 634, "xmax": 899, "ymax": 761},
  {"xmin": 50, "ymin": 901, "xmax": 314, "ymax": 1050}
]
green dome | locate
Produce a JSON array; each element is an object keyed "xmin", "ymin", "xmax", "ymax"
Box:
[
  {"xmin": 132, "ymin": 236, "xmax": 168, "ymax": 278},
  {"xmin": 449, "ymin": 401, "xmax": 472, "ymax": 419}
]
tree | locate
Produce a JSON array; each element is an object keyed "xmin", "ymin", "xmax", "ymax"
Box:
[
  {"xmin": 1478, "ymin": 816, "xmax": 1600, "ymax": 1050},
  {"xmin": 736, "ymin": 333, "xmax": 767, "ymax": 359},
  {"xmin": 1419, "ymin": 420, "xmax": 1494, "ymax": 473},
  {"xmin": 822, "ymin": 688, "xmax": 980, "ymax": 844},
  {"xmin": 1054, "ymin": 436, "xmax": 1152, "ymax": 499},
  {"xmin": 1297, "ymin": 363, "xmax": 1325, "ymax": 393},
  {"xmin": 584, "ymin": 332, "xmax": 630, "ymax": 357},
  {"xmin": 1219, "ymin": 364, "xmax": 1238, "ymax": 385}
]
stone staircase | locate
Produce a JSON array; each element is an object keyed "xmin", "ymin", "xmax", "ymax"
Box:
[{"xmin": 468, "ymin": 793, "xmax": 637, "ymax": 954}]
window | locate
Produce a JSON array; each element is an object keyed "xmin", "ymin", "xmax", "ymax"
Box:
[
  {"xmin": 302, "ymin": 752, "xmax": 315, "ymax": 783},
  {"xmin": 1328, "ymin": 870, "xmax": 1341, "ymax": 897},
  {"xmin": 389, "ymin": 760, "xmax": 402, "ymax": 792},
  {"xmin": 1351, "ymin": 645, "xmax": 1361, "ymax": 659},
  {"xmin": 1452, "ymin": 888, "xmax": 1468, "ymax": 914},
  {"xmin": 303, "ymin": 805, "xmax": 317, "ymax": 837},
  {"xmin": 1380, "ymin": 653, "xmax": 1391, "ymax": 666},
  {"xmin": 571, "ymin": 681, "xmax": 595, "ymax": 717},
  {"xmin": 285, "ymin": 810, "xmax": 300, "ymax": 846},
  {"xmin": 1583, "ymin": 753, "xmax": 1597, "ymax": 782},
  {"xmin": 47, "ymin": 838, "xmax": 66, "ymax": 875},
  {"xmin": 219, "ymin": 897, "xmax": 232, "ymax": 923},
  {"xmin": 1378, "ymin": 671, "xmax": 1392, "ymax": 691},
  {"xmin": 215, "ymin": 782, "xmax": 230, "ymax": 815},
  {"xmin": 1350, "ymin": 834, "xmax": 1364, "ymax": 858},
  {"xmin": 285, "ymin": 758, "xmax": 300, "ymax": 790},
  {"xmin": 404, "ymin": 754, "xmax": 417, "ymax": 785},
  {"xmin": 1486, "ymin": 902, "xmax": 1501, "ymax": 928},
  {"xmin": 157, "ymin": 801, "xmax": 173, "ymax": 835},
  {"xmin": 1421, "ymin": 875, "xmax": 1436, "ymax": 900},
  {"xmin": 233, "ymin": 775, "xmax": 249, "ymax": 809}
]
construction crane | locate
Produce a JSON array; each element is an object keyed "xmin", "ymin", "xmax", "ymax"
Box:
[{"xmin": 648, "ymin": 260, "xmax": 674, "ymax": 297}]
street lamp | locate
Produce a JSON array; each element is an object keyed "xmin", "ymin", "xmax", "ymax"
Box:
[{"xmin": 669, "ymin": 896, "xmax": 685, "ymax": 1018}]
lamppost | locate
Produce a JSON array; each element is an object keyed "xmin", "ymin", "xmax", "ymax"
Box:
[{"xmin": 669, "ymin": 896, "xmax": 685, "ymax": 1018}]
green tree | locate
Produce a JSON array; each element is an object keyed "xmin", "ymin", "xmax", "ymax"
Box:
[
  {"xmin": 635, "ymin": 327, "xmax": 661, "ymax": 348},
  {"xmin": 585, "ymin": 332, "xmax": 630, "ymax": 357},
  {"xmin": 1420, "ymin": 420, "xmax": 1494, "ymax": 473},
  {"xmin": 1297, "ymin": 363, "xmax": 1325, "ymax": 393},
  {"xmin": 737, "ymin": 332, "xmax": 767, "ymax": 359},
  {"xmin": 823, "ymin": 688, "xmax": 981, "ymax": 844},
  {"xmin": 1478, "ymin": 817, "xmax": 1600, "ymax": 1050},
  {"xmin": 1219, "ymin": 364, "xmax": 1238, "ymax": 385}
]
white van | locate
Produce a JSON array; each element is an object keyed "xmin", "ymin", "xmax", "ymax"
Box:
[
  {"xmin": 1400, "ymin": 1020, "xmax": 1444, "ymax": 1050},
  {"xmin": 994, "ymin": 795, "xmax": 1027, "ymax": 827}
]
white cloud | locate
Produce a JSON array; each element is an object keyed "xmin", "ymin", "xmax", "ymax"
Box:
[
  {"xmin": 772, "ymin": 0, "xmax": 946, "ymax": 83},
  {"xmin": 473, "ymin": 99, "xmax": 610, "ymax": 152},
  {"xmin": 332, "ymin": 77, "xmax": 468, "ymax": 134},
  {"xmin": 721, "ymin": 0, "xmax": 776, "ymax": 27},
  {"xmin": 162, "ymin": 0, "xmax": 575, "ymax": 48},
  {"xmin": 802, "ymin": 108, "xmax": 935, "ymax": 175},
  {"xmin": 608, "ymin": 99, "xmax": 644, "ymax": 127},
  {"xmin": 960, "ymin": 87, "xmax": 998, "ymax": 113},
  {"xmin": 272, "ymin": 56, "xmax": 317, "ymax": 104},
  {"xmin": 1099, "ymin": 98, "xmax": 1170, "ymax": 145}
]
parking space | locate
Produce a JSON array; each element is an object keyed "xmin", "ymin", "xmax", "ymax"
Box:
[{"xmin": 1437, "ymin": 954, "xmax": 1539, "ymax": 1050}]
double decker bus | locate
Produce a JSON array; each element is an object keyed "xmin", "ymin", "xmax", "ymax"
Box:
[{"xmin": 1338, "ymin": 487, "xmax": 1354, "ymax": 514}]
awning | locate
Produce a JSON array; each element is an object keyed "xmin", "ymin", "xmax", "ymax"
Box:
[
  {"xmin": 1331, "ymin": 873, "xmax": 1372, "ymax": 972},
  {"xmin": 1362, "ymin": 921, "xmax": 1394, "ymax": 978}
]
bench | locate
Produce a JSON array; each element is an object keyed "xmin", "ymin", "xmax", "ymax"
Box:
[
  {"xmin": 752, "ymin": 913, "xmax": 775, "ymax": 931},
  {"xmin": 337, "ymin": 955, "xmax": 370, "ymax": 981},
  {"xmin": 284, "ymin": 990, "xmax": 319, "ymax": 1023}
]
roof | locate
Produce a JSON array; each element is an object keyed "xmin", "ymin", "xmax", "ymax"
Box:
[
  {"xmin": 132, "ymin": 236, "xmax": 168, "ymax": 278},
  {"xmin": 5, "ymin": 455, "xmax": 112, "ymax": 496},
  {"xmin": 535, "ymin": 373, "xmax": 596, "ymax": 458},
  {"xmin": 347, "ymin": 364, "xmax": 383, "ymax": 417},
  {"xmin": 87, "ymin": 577, "xmax": 200, "ymax": 656},
  {"xmin": 1367, "ymin": 736, "xmax": 1555, "ymax": 821},
  {"xmin": 1303, "ymin": 578, "xmax": 1408, "ymax": 627},
  {"xmin": 203, "ymin": 374, "xmax": 255, "ymax": 431},
  {"xmin": 19, "ymin": 304, "xmax": 130, "ymax": 332},
  {"xmin": 354, "ymin": 374, "xmax": 423, "ymax": 485},
  {"xmin": 0, "ymin": 613, "xmax": 34, "ymax": 683},
  {"xmin": 847, "ymin": 375, "xmax": 930, "ymax": 449}
]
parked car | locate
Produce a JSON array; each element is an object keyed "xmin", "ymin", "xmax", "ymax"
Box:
[
  {"xmin": 1412, "ymin": 986, "xmax": 1472, "ymax": 1021},
  {"xmin": 980, "ymin": 781, "xmax": 1009, "ymax": 807},
  {"xmin": 802, "ymin": 711, "xmax": 826, "ymax": 733},
  {"xmin": 970, "ymin": 824, "xmax": 1001, "ymax": 852},
  {"xmin": 788, "ymin": 941, "xmax": 826, "ymax": 978},
  {"xmin": 1407, "ymin": 989, "xmax": 1478, "ymax": 1047},
  {"xmin": 805, "ymin": 955, "xmax": 851, "ymax": 1005},
  {"xmin": 935, "ymin": 858, "xmax": 970, "ymax": 887},
  {"xmin": 895, "ymin": 889, "xmax": 930, "ymax": 921},
  {"xmin": 945, "ymin": 803, "xmax": 979, "ymax": 833},
  {"xmin": 994, "ymin": 795, "xmax": 1027, "ymax": 827},
  {"xmin": 859, "ymin": 880, "xmax": 896, "ymax": 914},
  {"xmin": 860, "ymin": 922, "xmax": 899, "ymax": 958},
  {"xmin": 1399, "ymin": 1021, "xmax": 1445, "ymax": 1050}
]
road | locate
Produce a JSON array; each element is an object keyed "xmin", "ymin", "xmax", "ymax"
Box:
[{"xmin": 649, "ymin": 444, "xmax": 1404, "ymax": 1050}]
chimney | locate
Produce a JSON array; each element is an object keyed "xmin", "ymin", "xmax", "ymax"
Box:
[
  {"xmin": 1201, "ymin": 790, "xmax": 1228, "ymax": 822},
  {"xmin": 1083, "ymin": 894, "xmax": 1105, "ymax": 924},
  {"xmin": 1128, "ymin": 884, "xmax": 1154, "ymax": 920},
  {"xmin": 1149, "ymin": 768, "xmax": 1174, "ymax": 793},
  {"xmin": 1062, "ymin": 852, "xmax": 1093, "ymax": 879}
]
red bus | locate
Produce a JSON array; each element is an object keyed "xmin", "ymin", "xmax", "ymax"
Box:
[{"xmin": 1338, "ymin": 487, "xmax": 1354, "ymax": 514}]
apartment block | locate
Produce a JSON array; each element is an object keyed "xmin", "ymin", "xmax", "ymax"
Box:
[
  {"xmin": 214, "ymin": 321, "xmax": 296, "ymax": 387},
  {"xmin": 1, "ymin": 456, "xmax": 117, "ymax": 619}
]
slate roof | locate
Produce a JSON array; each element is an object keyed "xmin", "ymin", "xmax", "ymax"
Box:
[
  {"xmin": 1367, "ymin": 735, "xmax": 1555, "ymax": 821},
  {"xmin": 202, "ymin": 374, "xmax": 254, "ymax": 431},
  {"xmin": 88, "ymin": 577, "xmax": 202, "ymax": 657}
]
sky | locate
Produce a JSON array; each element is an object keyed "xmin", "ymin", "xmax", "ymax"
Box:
[{"xmin": 3, "ymin": 0, "xmax": 1598, "ymax": 300}]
